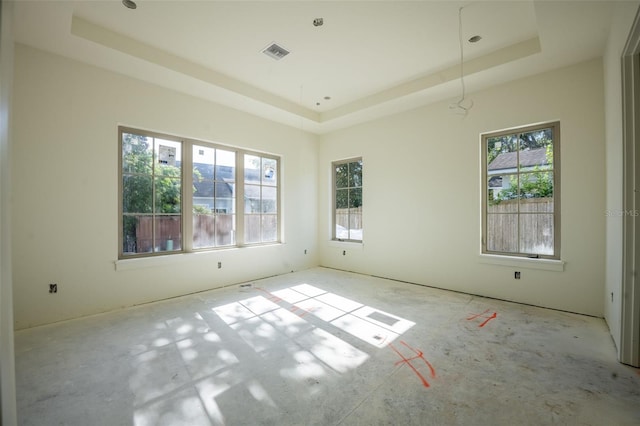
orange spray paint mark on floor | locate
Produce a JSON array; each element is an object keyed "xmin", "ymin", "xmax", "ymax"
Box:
[
  {"xmin": 388, "ymin": 341, "xmax": 436, "ymax": 388},
  {"xmin": 467, "ymin": 309, "xmax": 497, "ymax": 328},
  {"xmin": 255, "ymin": 287, "xmax": 283, "ymax": 303}
]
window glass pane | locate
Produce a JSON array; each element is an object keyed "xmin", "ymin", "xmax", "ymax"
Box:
[
  {"xmin": 155, "ymin": 216, "xmax": 181, "ymax": 252},
  {"xmin": 487, "ymin": 135, "xmax": 518, "ymax": 174},
  {"xmin": 349, "ymin": 187, "xmax": 362, "ymax": 209},
  {"xmin": 349, "ymin": 208, "xmax": 363, "ymax": 241},
  {"xmin": 487, "ymin": 176, "xmax": 518, "ymax": 213},
  {"xmin": 486, "ymin": 213, "xmax": 518, "ymax": 253},
  {"xmin": 193, "ymin": 145, "xmax": 215, "ymax": 166},
  {"xmin": 519, "ymin": 171, "xmax": 553, "ymax": 201},
  {"xmin": 245, "ymin": 215, "xmax": 261, "ymax": 244},
  {"xmin": 123, "ymin": 175, "xmax": 152, "ymax": 213},
  {"xmin": 262, "ymin": 215, "xmax": 277, "ymax": 242},
  {"xmin": 518, "ymin": 129, "xmax": 553, "ymax": 170},
  {"xmin": 262, "ymin": 187, "xmax": 277, "ymax": 213},
  {"xmin": 336, "ymin": 223, "xmax": 349, "ymax": 240},
  {"xmin": 122, "ymin": 133, "xmax": 153, "ymax": 174},
  {"xmin": 336, "ymin": 188, "xmax": 349, "ymax": 209},
  {"xmin": 519, "ymin": 214, "xmax": 554, "ymax": 255},
  {"xmin": 217, "ymin": 214, "xmax": 235, "ymax": 246},
  {"xmin": 193, "ymin": 199, "xmax": 214, "ymax": 214},
  {"xmin": 349, "ymin": 161, "xmax": 363, "ymax": 187},
  {"xmin": 244, "ymin": 184, "xmax": 261, "ymax": 213},
  {"xmin": 155, "ymin": 139, "xmax": 182, "ymax": 167},
  {"xmin": 193, "ymin": 214, "xmax": 215, "ymax": 249},
  {"xmin": 215, "ymin": 182, "xmax": 235, "ymax": 213},
  {"xmin": 217, "ymin": 149, "xmax": 236, "ymax": 174},
  {"xmin": 122, "ymin": 215, "xmax": 153, "ymax": 255},
  {"xmin": 262, "ymin": 158, "xmax": 277, "ymax": 186},
  {"xmin": 335, "ymin": 163, "xmax": 349, "ymax": 188},
  {"xmin": 245, "ymin": 155, "xmax": 261, "ymax": 184},
  {"xmin": 155, "ymin": 177, "xmax": 181, "ymax": 213}
]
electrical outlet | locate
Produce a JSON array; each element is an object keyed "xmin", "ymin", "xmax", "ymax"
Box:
[
  {"xmin": 49, "ymin": 283, "xmax": 58, "ymax": 293},
  {"xmin": 514, "ymin": 271, "xmax": 521, "ymax": 279},
  {"xmin": 218, "ymin": 262, "xmax": 222, "ymax": 269}
]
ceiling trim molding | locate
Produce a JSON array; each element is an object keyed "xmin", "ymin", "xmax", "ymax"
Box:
[{"xmin": 70, "ymin": 16, "xmax": 320, "ymax": 123}]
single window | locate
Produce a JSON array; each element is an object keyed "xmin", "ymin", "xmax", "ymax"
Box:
[
  {"xmin": 121, "ymin": 131, "xmax": 182, "ymax": 256},
  {"xmin": 333, "ymin": 158, "xmax": 363, "ymax": 242},
  {"xmin": 482, "ymin": 122, "xmax": 560, "ymax": 259},
  {"xmin": 192, "ymin": 145, "xmax": 236, "ymax": 249},
  {"xmin": 244, "ymin": 154, "xmax": 279, "ymax": 244},
  {"xmin": 119, "ymin": 127, "xmax": 280, "ymax": 258}
]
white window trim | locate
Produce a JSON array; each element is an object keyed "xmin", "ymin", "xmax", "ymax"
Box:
[
  {"xmin": 478, "ymin": 254, "xmax": 565, "ymax": 272},
  {"xmin": 480, "ymin": 121, "xmax": 561, "ymax": 261},
  {"xmin": 332, "ymin": 157, "xmax": 363, "ymax": 243},
  {"xmin": 118, "ymin": 127, "xmax": 281, "ymax": 259}
]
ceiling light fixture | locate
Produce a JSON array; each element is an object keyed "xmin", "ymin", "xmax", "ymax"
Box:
[
  {"xmin": 122, "ymin": 0, "xmax": 137, "ymax": 10},
  {"xmin": 449, "ymin": 6, "xmax": 474, "ymax": 116},
  {"xmin": 313, "ymin": 18, "xmax": 324, "ymax": 27},
  {"xmin": 468, "ymin": 35, "xmax": 482, "ymax": 43}
]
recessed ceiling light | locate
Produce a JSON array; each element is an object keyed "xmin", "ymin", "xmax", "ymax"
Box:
[
  {"xmin": 122, "ymin": 0, "xmax": 137, "ymax": 10},
  {"xmin": 468, "ymin": 35, "xmax": 482, "ymax": 43}
]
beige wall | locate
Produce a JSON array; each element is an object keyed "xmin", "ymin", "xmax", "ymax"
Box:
[
  {"xmin": 603, "ymin": 1, "xmax": 640, "ymax": 356},
  {"xmin": 11, "ymin": 44, "xmax": 319, "ymax": 329},
  {"xmin": 1, "ymin": 0, "xmax": 18, "ymax": 423},
  {"xmin": 10, "ymin": 39, "xmax": 618, "ymax": 326},
  {"xmin": 319, "ymin": 58, "xmax": 606, "ymax": 316}
]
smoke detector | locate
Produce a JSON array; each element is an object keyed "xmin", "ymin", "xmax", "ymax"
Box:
[{"xmin": 262, "ymin": 43, "xmax": 290, "ymax": 60}]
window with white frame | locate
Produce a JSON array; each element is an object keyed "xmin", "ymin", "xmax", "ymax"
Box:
[
  {"xmin": 119, "ymin": 127, "xmax": 280, "ymax": 258},
  {"xmin": 482, "ymin": 121, "xmax": 560, "ymax": 259},
  {"xmin": 333, "ymin": 158, "xmax": 363, "ymax": 242}
]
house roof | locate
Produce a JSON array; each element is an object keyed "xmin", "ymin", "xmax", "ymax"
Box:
[{"xmin": 488, "ymin": 147, "xmax": 549, "ymax": 171}]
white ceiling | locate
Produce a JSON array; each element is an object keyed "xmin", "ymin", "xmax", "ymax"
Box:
[{"xmin": 12, "ymin": 0, "xmax": 616, "ymax": 134}]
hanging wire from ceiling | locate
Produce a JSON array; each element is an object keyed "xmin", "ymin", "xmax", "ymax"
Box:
[{"xmin": 449, "ymin": 6, "xmax": 474, "ymax": 116}]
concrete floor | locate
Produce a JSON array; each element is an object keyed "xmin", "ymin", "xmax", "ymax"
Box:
[{"xmin": 15, "ymin": 267, "xmax": 640, "ymax": 425}]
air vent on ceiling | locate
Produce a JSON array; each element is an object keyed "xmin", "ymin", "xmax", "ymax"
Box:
[{"xmin": 262, "ymin": 43, "xmax": 290, "ymax": 60}]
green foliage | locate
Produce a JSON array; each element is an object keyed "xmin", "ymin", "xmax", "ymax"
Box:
[
  {"xmin": 122, "ymin": 133, "xmax": 182, "ymax": 251},
  {"xmin": 488, "ymin": 130, "xmax": 554, "ymax": 205},
  {"xmin": 487, "ymin": 128, "xmax": 552, "ymax": 165},
  {"xmin": 122, "ymin": 133, "xmax": 181, "ymax": 214},
  {"xmin": 193, "ymin": 204, "xmax": 210, "ymax": 214},
  {"xmin": 335, "ymin": 160, "xmax": 363, "ymax": 209}
]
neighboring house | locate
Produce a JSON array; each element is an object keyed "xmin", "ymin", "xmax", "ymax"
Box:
[
  {"xmin": 487, "ymin": 147, "xmax": 550, "ymax": 197},
  {"xmin": 192, "ymin": 163, "xmax": 235, "ymax": 213},
  {"xmin": 192, "ymin": 163, "xmax": 276, "ymax": 213}
]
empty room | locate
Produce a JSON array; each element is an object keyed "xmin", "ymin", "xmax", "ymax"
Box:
[{"xmin": 1, "ymin": 0, "xmax": 640, "ymax": 425}]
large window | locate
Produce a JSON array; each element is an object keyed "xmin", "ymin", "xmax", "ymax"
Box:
[
  {"xmin": 333, "ymin": 158, "xmax": 363, "ymax": 242},
  {"xmin": 482, "ymin": 122, "xmax": 560, "ymax": 259},
  {"xmin": 119, "ymin": 127, "xmax": 280, "ymax": 258}
]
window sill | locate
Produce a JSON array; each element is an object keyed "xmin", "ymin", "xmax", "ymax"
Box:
[
  {"xmin": 478, "ymin": 254, "xmax": 565, "ymax": 272},
  {"xmin": 328, "ymin": 240, "xmax": 364, "ymax": 250},
  {"xmin": 115, "ymin": 243, "xmax": 281, "ymax": 271}
]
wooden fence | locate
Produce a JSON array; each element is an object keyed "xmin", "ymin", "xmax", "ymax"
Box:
[
  {"xmin": 336, "ymin": 207, "xmax": 363, "ymax": 231},
  {"xmin": 486, "ymin": 198, "xmax": 554, "ymax": 254}
]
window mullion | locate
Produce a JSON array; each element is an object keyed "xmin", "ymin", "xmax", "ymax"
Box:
[
  {"xmin": 151, "ymin": 137, "xmax": 157, "ymax": 252},
  {"xmin": 236, "ymin": 150, "xmax": 245, "ymax": 246},
  {"xmin": 183, "ymin": 140, "xmax": 193, "ymax": 252}
]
